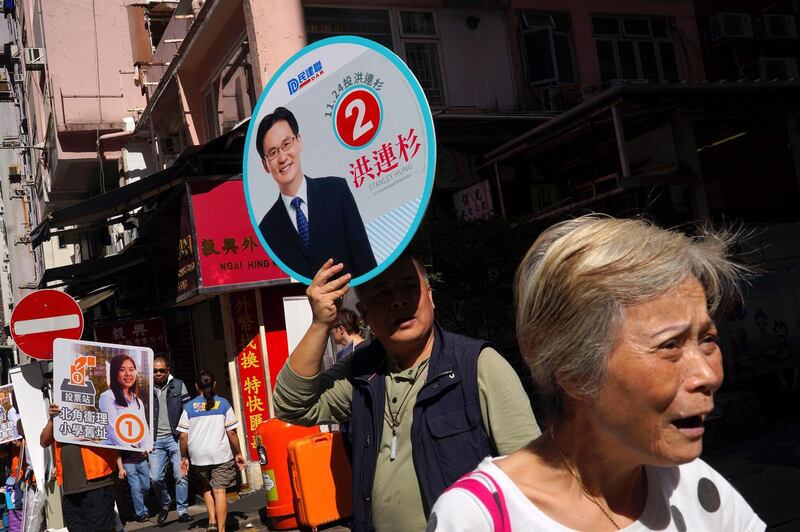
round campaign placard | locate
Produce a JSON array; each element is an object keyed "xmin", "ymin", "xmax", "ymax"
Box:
[{"xmin": 243, "ymin": 36, "xmax": 436, "ymax": 286}]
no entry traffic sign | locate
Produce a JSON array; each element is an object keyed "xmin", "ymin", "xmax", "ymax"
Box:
[{"xmin": 10, "ymin": 290, "xmax": 84, "ymax": 360}]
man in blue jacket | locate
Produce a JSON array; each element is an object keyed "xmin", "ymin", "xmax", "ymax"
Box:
[
  {"xmin": 256, "ymin": 107, "xmax": 377, "ymax": 280},
  {"xmin": 273, "ymin": 254, "xmax": 540, "ymax": 531},
  {"xmin": 150, "ymin": 356, "xmax": 192, "ymax": 524}
]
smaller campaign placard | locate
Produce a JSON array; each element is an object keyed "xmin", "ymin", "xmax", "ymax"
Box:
[
  {"xmin": 0, "ymin": 384, "xmax": 21, "ymax": 444},
  {"xmin": 53, "ymin": 339, "xmax": 153, "ymax": 453}
]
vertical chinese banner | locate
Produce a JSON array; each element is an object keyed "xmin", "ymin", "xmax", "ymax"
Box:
[{"xmin": 229, "ymin": 290, "xmax": 270, "ymax": 462}]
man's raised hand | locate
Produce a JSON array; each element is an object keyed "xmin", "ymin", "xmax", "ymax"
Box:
[{"xmin": 307, "ymin": 259, "xmax": 351, "ymax": 329}]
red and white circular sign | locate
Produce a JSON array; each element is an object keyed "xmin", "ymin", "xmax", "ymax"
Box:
[
  {"xmin": 334, "ymin": 87, "xmax": 382, "ymax": 148},
  {"xmin": 10, "ymin": 290, "xmax": 84, "ymax": 360}
]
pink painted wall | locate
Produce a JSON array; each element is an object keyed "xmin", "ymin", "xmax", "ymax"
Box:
[
  {"xmin": 508, "ymin": 0, "xmax": 705, "ymax": 93},
  {"xmin": 150, "ymin": 0, "xmax": 307, "ymax": 146},
  {"xmin": 244, "ymin": 0, "xmax": 306, "ymax": 93},
  {"xmin": 41, "ymin": 0, "xmax": 145, "ymax": 137},
  {"xmin": 178, "ymin": 0, "xmax": 247, "ymax": 144}
]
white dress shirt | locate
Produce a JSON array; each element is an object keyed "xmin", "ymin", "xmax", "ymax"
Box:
[{"xmin": 280, "ymin": 178, "xmax": 309, "ymax": 233}]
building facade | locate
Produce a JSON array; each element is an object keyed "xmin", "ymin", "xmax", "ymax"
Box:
[{"xmin": 5, "ymin": 0, "xmax": 799, "ymax": 498}]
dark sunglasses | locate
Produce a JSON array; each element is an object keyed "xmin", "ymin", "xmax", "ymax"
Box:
[{"xmin": 154, "ymin": 369, "xmax": 168, "ymax": 374}]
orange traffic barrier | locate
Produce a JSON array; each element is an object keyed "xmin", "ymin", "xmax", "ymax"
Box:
[{"xmin": 255, "ymin": 419, "xmax": 320, "ymax": 530}]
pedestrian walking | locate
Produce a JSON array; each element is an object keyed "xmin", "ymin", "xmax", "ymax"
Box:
[
  {"xmin": 178, "ymin": 371, "xmax": 245, "ymax": 532},
  {"xmin": 150, "ymin": 355, "xmax": 192, "ymax": 524},
  {"xmin": 119, "ymin": 450, "xmax": 150, "ymax": 522},
  {"xmin": 331, "ymin": 308, "xmax": 365, "ymax": 361},
  {"xmin": 274, "ymin": 253, "xmax": 541, "ymax": 531}
]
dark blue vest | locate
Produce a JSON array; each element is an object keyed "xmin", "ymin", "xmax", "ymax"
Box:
[
  {"xmin": 348, "ymin": 324, "xmax": 494, "ymax": 531},
  {"xmin": 153, "ymin": 377, "xmax": 186, "ymax": 439}
]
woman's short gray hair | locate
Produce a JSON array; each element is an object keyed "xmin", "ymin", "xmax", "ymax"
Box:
[{"xmin": 515, "ymin": 215, "xmax": 747, "ymax": 412}]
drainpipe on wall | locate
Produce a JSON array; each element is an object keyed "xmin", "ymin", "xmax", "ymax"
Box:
[{"xmin": 96, "ymin": 128, "xmax": 135, "ymax": 190}]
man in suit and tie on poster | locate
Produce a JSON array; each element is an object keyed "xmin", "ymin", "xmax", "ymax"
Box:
[{"xmin": 256, "ymin": 107, "xmax": 377, "ymax": 280}]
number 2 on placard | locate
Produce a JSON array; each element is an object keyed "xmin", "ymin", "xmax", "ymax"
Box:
[{"xmin": 345, "ymin": 98, "xmax": 374, "ymax": 142}]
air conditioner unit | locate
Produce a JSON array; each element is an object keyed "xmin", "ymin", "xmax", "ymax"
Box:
[
  {"xmin": 13, "ymin": 73, "xmax": 22, "ymax": 83},
  {"xmin": 541, "ymin": 85, "xmax": 562, "ymax": 112},
  {"xmin": 23, "ymin": 48, "xmax": 46, "ymax": 70},
  {"xmin": 3, "ymin": 43, "xmax": 19, "ymax": 60},
  {"xmin": 710, "ymin": 13, "xmax": 754, "ymax": 41},
  {"xmin": 758, "ymin": 57, "xmax": 799, "ymax": 80},
  {"xmin": 755, "ymin": 15, "xmax": 798, "ymax": 39}
]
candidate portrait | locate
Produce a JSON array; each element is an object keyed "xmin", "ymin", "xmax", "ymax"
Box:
[{"xmin": 255, "ymin": 107, "xmax": 377, "ymax": 279}]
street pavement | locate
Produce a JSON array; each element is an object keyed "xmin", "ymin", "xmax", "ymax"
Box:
[
  {"xmin": 121, "ymin": 416, "xmax": 800, "ymax": 531},
  {"xmin": 123, "ymin": 490, "xmax": 350, "ymax": 531}
]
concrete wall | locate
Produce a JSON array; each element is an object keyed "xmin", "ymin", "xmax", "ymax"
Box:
[{"xmin": 437, "ymin": 9, "xmax": 516, "ymax": 109}]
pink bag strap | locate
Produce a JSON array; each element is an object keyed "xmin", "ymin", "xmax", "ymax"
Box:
[{"xmin": 447, "ymin": 470, "xmax": 511, "ymax": 532}]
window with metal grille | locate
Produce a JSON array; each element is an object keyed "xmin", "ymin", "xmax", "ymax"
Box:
[
  {"xmin": 303, "ymin": 7, "xmax": 445, "ymax": 105},
  {"xmin": 592, "ymin": 16, "xmax": 679, "ymax": 83},
  {"xmin": 398, "ymin": 10, "xmax": 444, "ymax": 106},
  {"xmin": 519, "ymin": 13, "xmax": 576, "ymax": 85},
  {"xmin": 400, "ymin": 11, "xmax": 436, "ymax": 36},
  {"xmin": 404, "ymin": 42, "xmax": 444, "ymax": 105},
  {"xmin": 304, "ymin": 7, "xmax": 393, "ymax": 49}
]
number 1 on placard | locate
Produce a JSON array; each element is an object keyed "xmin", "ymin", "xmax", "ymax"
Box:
[{"xmin": 346, "ymin": 98, "xmax": 374, "ymax": 141}]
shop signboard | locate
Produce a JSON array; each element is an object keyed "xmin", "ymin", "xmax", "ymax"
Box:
[
  {"xmin": 454, "ymin": 180, "xmax": 494, "ymax": 221},
  {"xmin": 151, "ymin": 190, "xmax": 198, "ymax": 304},
  {"xmin": 191, "ymin": 180, "xmax": 289, "ymax": 289},
  {"xmin": 95, "ymin": 317, "xmax": 169, "ymax": 354}
]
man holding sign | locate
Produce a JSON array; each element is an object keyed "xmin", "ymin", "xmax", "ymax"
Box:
[
  {"xmin": 274, "ymin": 254, "xmax": 541, "ymax": 531},
  {"xmin": 40, "ymin": 404, "xmax": 120, "ymax": 531},
  {"xmin": 256, "ymin": 107, "xmax": 377, "ymax": 280}
]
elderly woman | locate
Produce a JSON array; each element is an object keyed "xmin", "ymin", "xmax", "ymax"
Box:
[{"xmin": 430, "ymin": 216, "xmax": 764, "ymax": 531}]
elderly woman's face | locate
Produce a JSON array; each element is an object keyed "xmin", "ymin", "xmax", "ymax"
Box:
[
  {"xmin": 117, "ymin": 359, "xmax": 137, "ymax": 389},
  {"xmin": 587, "ymin": 276, "xmax": 722, "ymax": 466}
]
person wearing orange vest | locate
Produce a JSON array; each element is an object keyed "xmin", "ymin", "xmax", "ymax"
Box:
[{"xmin": 40, "ymin": 403, "xmax": 120, "ymax": 532}]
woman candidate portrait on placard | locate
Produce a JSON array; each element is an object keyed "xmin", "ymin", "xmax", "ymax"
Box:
[
  {"xmin": 255, "ymin": 106, "xmax": 377, "ymax": 280},
  {"xmin": 98, "ymin": 354, "xmax": 151, "ymax": 450}
]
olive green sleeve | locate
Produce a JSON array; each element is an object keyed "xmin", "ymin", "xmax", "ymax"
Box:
[
  {"xmin": 477, "ymin": 347, "xmax": 541, "ymax": 455},
  {"xmin": 272, "ymin": 357, "xmax": 355, "ymax": 426}
]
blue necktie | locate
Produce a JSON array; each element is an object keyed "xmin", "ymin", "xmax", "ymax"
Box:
[{"xmin": 291, "ymin": 197, "xmax": 310, "ymax": 250}]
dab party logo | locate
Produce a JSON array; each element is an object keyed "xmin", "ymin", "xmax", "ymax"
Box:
[{"xmin": 287, "ymin": 60, "xmax": 324, "ymax": 95}]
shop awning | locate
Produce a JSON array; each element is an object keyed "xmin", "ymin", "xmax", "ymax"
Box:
[
  {"xmin": 77, "ymin": 287, "xmax": 116, "ymax": 311},
  {"xmin": 480, "ymin": 81, "xmax": 800, "ymax": 168},
  {"xmin": 38, "ymin": 248, "xmax": 147, "ymax": 288},
  {"xmin": 31, "ymin": 163, "xmax": 184, "ymax": 247},
  {"xmin": 31, "ymin": 119, "xmax": 249, "ymax": 248}
]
